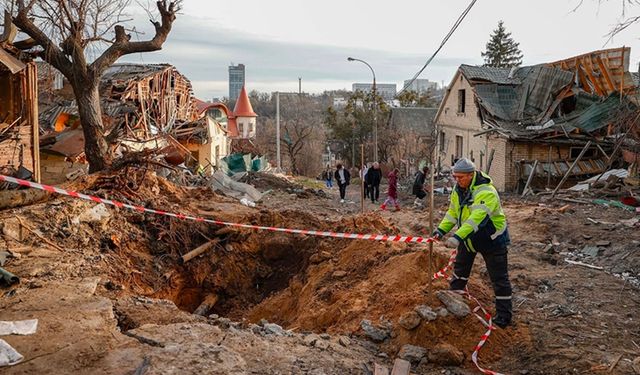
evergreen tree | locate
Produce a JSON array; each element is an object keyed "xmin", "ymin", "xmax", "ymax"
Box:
[{"xmin": 481, "ymin": 21, "xmax": 523, "ymax": 68}]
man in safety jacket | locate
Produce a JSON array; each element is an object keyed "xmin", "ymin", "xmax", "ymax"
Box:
[{"xmin": 432, "ymin": 158, "xmax": 512, "ymax": 328}]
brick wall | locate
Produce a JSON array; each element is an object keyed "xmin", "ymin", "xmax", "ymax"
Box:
[
  {"xmin": 502, "ymin": 141, "xmax": 573, "ymax": 191},
  {"xmin": 40, "ymin": 153, "xmax": 88, "ymax": 185},
  {"xmin": 436, "ymin": 71, "xmax": 491, "ymax": 179},
  {"xmin": 0, "ymin": 125, "xmax": 34, "ymax": 173}
]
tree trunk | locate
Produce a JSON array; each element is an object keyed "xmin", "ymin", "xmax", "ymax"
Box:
[{"xmin": 73, "ymin": 83, "xmax": 111, "ymax": 173}]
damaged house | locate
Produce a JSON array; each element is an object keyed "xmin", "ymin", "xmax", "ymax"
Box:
[
  {"xmin": 435, "ymin": 47, "xmax": 637, "ymax": 191},
  {"xmin": 0, "ymin": 30, "xmax": 39, "ymax": 184},
  {"xmin": 38, "ymin": 63, "xmax": 203, "ymax": 183}
]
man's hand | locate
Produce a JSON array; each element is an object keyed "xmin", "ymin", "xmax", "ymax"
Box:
[
  {"xmin": 431, "ymin": 231, "xmax": 442, "ymax": 241},
  {"xmin": 445, "ymin": 237, "xmax": 460, "ymax": 249}
]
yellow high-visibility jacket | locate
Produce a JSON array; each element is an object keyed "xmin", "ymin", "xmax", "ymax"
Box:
[{"xmin": 436, "ymin": 171, "xmax": 510, "ymax": 252}]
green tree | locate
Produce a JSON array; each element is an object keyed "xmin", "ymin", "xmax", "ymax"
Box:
[
  {"xmin": 323, "ymin": 90, "xmax": 390, "ymax": 164},
  {"xmin": 397, "ymin": 90, "xmax": 437, "ymax": 108},
  {"xmin": 481, "ymin": 20, "xmax": 523, "ymax": 68}
]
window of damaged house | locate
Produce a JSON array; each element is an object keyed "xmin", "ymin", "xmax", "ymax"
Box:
[
  {"xmin": 455, "ymin": 135, "xmax": 463, "ymax": 159},
  {"xmin": 457, "ymin": 89, "xmax": 466, "ymax": 113},
  {"xmin": 569, "ymin": 146, "xmax": 597, "ymax": 159}
]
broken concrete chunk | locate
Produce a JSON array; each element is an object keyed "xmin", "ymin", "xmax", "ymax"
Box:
[
  {"xmin": 398, "ymin": 311, "xmax": 421, "ymax": 330},
  {"xmin": 304, "ymin": 333, "xmax": 320, "ymax": 346},
  {"xmin": 360, "ymin": 320, "xmax": 389, "ymax": 342},
  {"xmin": 398, "ymin": 344, "xmax": 427, "ymax": 363},
  {"xmin": 414, "ymin": 305, "xmax": 438, "ymax": 321},
  {"xmin": 595, "ymin": 240, "xmax": 611, "ymax": 247},
  {"xmin": 436, "ymin": 307, "xmax": 449, "ymax": 317},
  {"xmin": 332, "ymin": 270, "xmax": 347, "ymax": 278},
  {"xmin": 338, "ymin": 336, "xmax": 351, "ymax": 347},
  {"xmin": 436, "ymin": 291, "xmax": 470, "ymax": 318},
  {"xmin": 319, "ymin": 333, "xmax": 330, "ymax": 340},
  {"xmin": 581, "ymin": 246, "xmax": 600, "ymax": 257},
  {"xmin": 314, "ymin": 339, "xmax": 329, "ymax": 350},
  {"xmin": 72, "ymin": 203, "xmax": 111, "ymax": 225},
  {"xmin": 428, "ymin": 343, "xmax": 464, "ymax": 366},
  {"xmin": 263, "ymin": 323, "xmax": 285, "ymax": 336}
]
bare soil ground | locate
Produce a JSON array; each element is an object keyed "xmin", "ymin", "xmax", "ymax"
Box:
[{"xmin": 0, "ymin": 170, "xmax": 639, "ymax": 374}]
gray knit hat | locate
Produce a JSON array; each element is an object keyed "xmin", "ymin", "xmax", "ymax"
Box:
[{"xmin": 453, "ymin": 158, "xmax": 476, "ymax": 173}]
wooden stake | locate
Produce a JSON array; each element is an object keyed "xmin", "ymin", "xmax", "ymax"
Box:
[
  {"xmin": 180, "ymin": 239, "xmax": 220, "ymax": 264},
  {"xmin": 551, "ymin": 141, "xmax": 592, "ymax": 198},
  {"xmin": 361, "ymin": 144, "xmax": 365, "ymax": 214},
  {"xmin": 521, "ymin": 160, "xmax": 538, "ymax": 197}
]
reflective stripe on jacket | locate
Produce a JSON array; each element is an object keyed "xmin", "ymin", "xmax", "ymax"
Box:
[{"xmin": 436, "ymin": 171, "xmax": 510, "ymax": 252}]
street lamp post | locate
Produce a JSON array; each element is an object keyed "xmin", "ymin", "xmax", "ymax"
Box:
[{"xmin": 347, "ymin": 57, "xmax": 377, "ymax": 162}]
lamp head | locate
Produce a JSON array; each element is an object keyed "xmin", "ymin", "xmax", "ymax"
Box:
[{"xmin": 347, "ymin": 57, "xmax": 355, "ymax": 61}]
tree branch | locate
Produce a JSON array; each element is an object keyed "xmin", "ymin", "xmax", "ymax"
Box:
[
  {"xmin": 90, "ymin": 0, "xmax": 178, "ymax": 75},
  {"xmin": 12, "ymin": 4, "xmax": 73, "ymax": 78}
]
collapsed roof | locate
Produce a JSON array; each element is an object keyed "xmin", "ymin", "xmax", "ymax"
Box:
[{"xmin": 455, "ymin": 48, "xmax": 638, "ymax": 141}]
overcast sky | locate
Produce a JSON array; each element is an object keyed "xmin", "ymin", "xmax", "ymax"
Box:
[{"xmin": 123, "ymin": 0, "xmax": 639, "ymax": 100}]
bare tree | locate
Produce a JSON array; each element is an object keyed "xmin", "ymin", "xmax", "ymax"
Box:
[{"xmin": 3, "ymin": 0, "xmax": 180, "ymax": 172}]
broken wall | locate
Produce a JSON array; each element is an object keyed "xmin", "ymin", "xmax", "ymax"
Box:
[
  {"xmin": 40, "ymin": 152, "xmax": 87, "ymax": 185},
  {"xmin": 0, "ymin": 61, "xmax": 39, "ymax": 181}
]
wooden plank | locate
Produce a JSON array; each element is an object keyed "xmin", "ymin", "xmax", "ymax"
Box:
[
  {"xmin": 390, "ymin": 359, "xmax": 411, "ymax": 375},
  {"xmin": 582, "ymin": 60, "xmax": 605, "ymax": 96},
  {"xmin": 596, "ymin": 56, "xmax": 616, "ymax": 92},
  {"xmin": 374, "ymin": 363, "xmax": 390, "ymax": 375},
  {"xmin": 522, "ymin": 160, "xmax": 538, "ymax": 197}
]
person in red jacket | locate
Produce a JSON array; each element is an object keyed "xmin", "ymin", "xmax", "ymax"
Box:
[{"xmin": 380, "ymin": 168, "xmax": 400, "ymax": 211}]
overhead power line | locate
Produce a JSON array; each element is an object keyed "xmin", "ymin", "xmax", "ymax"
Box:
[{"xmin": 398, "ymin": 0, "xmax": 478, "ymax": 96}]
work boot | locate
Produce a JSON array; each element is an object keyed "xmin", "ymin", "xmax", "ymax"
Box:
[
  {"xmin": 394, "ymin": 206, "xmax": 401, "ymax": 212},
  {"xmin": 380, "ymin": 204, "xmax": 386, "ymax": 211},
  {"xmin": 493, "ymin": 316, "xmax": 511, "ymax": 329}
]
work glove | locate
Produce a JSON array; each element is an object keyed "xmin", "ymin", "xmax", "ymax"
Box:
[
  {"xmin": 431, "ymin": 231, "xmax": 442, "ymax": 241},
  {"xmin": 445, "ymin": 236, "xmax": 460, "ymax": 249}
]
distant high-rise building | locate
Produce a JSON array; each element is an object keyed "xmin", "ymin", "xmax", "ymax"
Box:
[
  {"xmin": 228, "ymin": 63, "xmax": 245, "ymax": 101},
  {"xmin": 403, "ymin": 79, "xmax": 438, "ymax": 93},
  {"xmin": 352, "ymin": 83, "xmax": 397, "ymax": 100}
]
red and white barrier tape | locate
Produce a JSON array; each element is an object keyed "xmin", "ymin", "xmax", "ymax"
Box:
[
  {"xmin": 432, "ymin": 249, "xmax": 504, "ymax": 375},
  {"xmin": 0, "ymin": 174, "xmax": 436, "ymax": 245}
]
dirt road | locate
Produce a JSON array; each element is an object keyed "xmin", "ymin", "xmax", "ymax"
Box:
[{"xmin": 0, "ymin": 172, "xmax": 638, "ymax": 374}]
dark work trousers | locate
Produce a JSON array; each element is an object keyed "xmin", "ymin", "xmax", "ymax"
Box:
[
  {"xmin": 450, "ymin": 245, "xmax": 512, "ymax": 322},
  {"xmin": 364, "ymin": 181, "xmax": 370, "ymax": 198},
  {"xmin": 370, "ymin": 184, "xmax": 380, "ymax": 202},
  {"xmin": 338, "ymin": 183, "xmax": 347, "ymax": 200}
]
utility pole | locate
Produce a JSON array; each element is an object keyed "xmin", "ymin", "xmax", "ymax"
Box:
[
  {"xmin": 372, "ymin": 78, "xmax": 378, "ymax": 162},
  {"xmin": 298, "ymin": 77, "xmax": 302, "ymax": 95},
  {"xmin": 276, "ymin": 92, "xmax": 281, "ymax": 170}
]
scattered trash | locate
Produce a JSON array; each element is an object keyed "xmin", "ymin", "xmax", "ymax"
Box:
[
  {"xmin": 0, "ymin": 320, "xmax": 38, "ymax": 336},
  {"xmin": 0, "ymin": 319, "xmax": 38, "ymax": 366},
  {"xmin": 0, "ymin": 339, "xmax": 23, "ymax": 366}
]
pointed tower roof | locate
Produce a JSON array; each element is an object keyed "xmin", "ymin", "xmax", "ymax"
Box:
[{"xmin": 233, "ymin": 86, "xmax": 257, "ymax": 117}]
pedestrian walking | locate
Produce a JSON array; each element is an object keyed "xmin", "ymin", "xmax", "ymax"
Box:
[
  {"xmin": 366, "ymin": 162, "xmax": 382, "ymax": 203},
  {"xmin": 380, "ymin": 167, "xmax": 400, "ymax": 211},
  {"xmin": 334, "ymin": 163, "xmax": 350, "ymax": 203},
  {"xmin": 412, "ymin": 165, "xmax": 429, "ymax": 207},
  {"xmin": 432, "ymin": 158, "xmax": 513, "ymax": 328},
  {"xmin": 361, "ymin": 164, "xmax": 370, "ymax": 199},
  {"xmin": 323, "ymin": 165, "xmax": 333, "ymax": 188}
]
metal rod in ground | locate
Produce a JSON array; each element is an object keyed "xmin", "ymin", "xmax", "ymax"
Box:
[
  {"xmin": 180, "ymin": 239, "xmax": 220, "ymax": 264},
  {"xmin": 360, "ymin": 143, "xmax": 364, "ymax": 214},
  {"xmin": 551, "ymin": 140, "xmax": 592, "ymax": 198}
]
